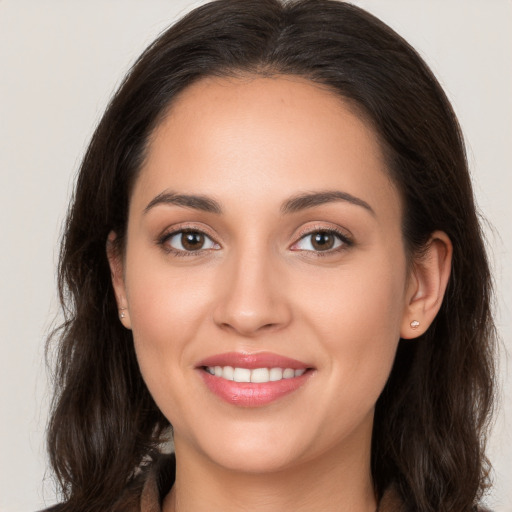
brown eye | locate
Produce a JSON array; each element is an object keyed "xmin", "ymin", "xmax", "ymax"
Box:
[
  {"xmin": 165, "ymin": 230, "xmax": 219, "ymax": 253},
  {"xmin": 181, "ymin": 231, "xmax": 205, "ymax": 250},
  {"xmin": 292, "ymin": 230, "xmax": 348, "ymax": 253},
  {"xmin": 311, "ymin": 232, "xmax": 335, "ymax": 251}
]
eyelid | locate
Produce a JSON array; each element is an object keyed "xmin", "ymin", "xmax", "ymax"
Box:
[
  {"xmin": 155, "ymin": 222, "xmax": 353, "ymax": 256},
  {"xmin": 290, "ymin": 223, "xmax": 354, "ymax": 253},
  {"xmin": 157, "ymin": 223, "xmax": 221, "ymax": 255},
  {"xmin": 294, "ymin": 222, "xmax": 353, "ymax": 240}
]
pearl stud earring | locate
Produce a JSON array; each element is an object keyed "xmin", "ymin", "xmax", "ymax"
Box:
[
  {"xmin": 410, "ymin": 320, "xmax": 420, "ymax": 329},
  {"xmin": 119, "ymin": 307, "xmax": 127, "ymax": 319}
]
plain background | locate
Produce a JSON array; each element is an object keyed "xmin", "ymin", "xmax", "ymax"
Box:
[{"xmin": 0, "ymin": 1, "xmax": 510, "ymax": 511}]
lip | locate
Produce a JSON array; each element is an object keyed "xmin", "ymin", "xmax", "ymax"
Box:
[
  {"xmin": 196, "ymin": 352, "xmax": 314, "ymax": 407},
  {"xmin": 197, "ymin": 351, "xmax": 310, "ymax": 370}
]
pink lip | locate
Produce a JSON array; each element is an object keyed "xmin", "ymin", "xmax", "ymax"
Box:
[
  {"xmin": 196, "ymin": 352, "xmax": 314, "ymax": 407},
  {"xmin": 197, "ymin": 351, "xmax": 310, "ymax": 370}
]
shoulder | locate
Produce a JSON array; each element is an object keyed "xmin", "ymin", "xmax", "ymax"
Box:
[{"xmin": 37, "ymin": 453, "xmax": 176, "ymax": 512}]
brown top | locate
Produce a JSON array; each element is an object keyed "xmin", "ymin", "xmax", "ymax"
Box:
[{"xmin": 42, "ymin": 453, "xmax": 490, "ymax": 511}]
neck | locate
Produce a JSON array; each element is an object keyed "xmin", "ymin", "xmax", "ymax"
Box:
[{"xmin": 163, "ymin": 432, "xmax": 376, "ymax": 512}]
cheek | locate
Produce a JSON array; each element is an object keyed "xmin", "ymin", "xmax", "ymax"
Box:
[
  {"xmin": 129, "ymin": 276, "xmax": 193, "ymax": 349},
  {"xmin": 123, "ymin": 251, "xmax": 216, "ymax": 391},
  {"xmin": 298, "ymin": 267, "xmax": 405, "ymax": 445},
  {"xmin": 301, "ymin": 256, "xmax": 405, "ymax": 331},
  {"xmin": 124, "ymin": 264, "xmax": 216, "ymax": 431},
  {"xmin": 298, "ymin": 251, "xmax": 407, "ymax": 394},
  {"xmin": 126, "ymin": 243, "xmax": 214, "ymax": 334}
]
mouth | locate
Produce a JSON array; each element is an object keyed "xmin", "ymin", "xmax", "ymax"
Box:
[
  {"xmin": 204, "ymin": 365, "xmax": 306, "ymax": 382},
  {"xmin": 196, "ymin": 352, "xmax": 314, "ymax": 407}
]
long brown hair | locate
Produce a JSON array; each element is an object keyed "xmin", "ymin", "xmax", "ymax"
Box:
[{"xmin": 46, "ymin": 1, "xmax": 496, "ymax": 510}]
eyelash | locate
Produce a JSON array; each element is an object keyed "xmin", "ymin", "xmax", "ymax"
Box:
[
  {"xmin": 157, "ymin": 226, "xmax": 219, "ymax": 257},
  {"xmin": 157, "ymin": 225, "xmax": 353, "ymax": 257},
  {"xmin": 292, "ymin": 226, "xmax": 353, "ymax": 257}
]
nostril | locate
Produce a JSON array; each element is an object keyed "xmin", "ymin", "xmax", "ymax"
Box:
[{"xmin": 212, "ymin": 285, "xmax": 293, "ymax": 335}]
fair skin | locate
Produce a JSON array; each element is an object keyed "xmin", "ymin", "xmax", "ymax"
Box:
[{"xmin": 108, "ymin": 75, "xmax": 452, "ymax": 512}]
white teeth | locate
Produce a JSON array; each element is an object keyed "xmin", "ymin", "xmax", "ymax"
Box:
[
  {"xmin": 233, "ymin": 367, "xmax": 251, "ymax": 382},
  {"xmin": 283, "ymin": 368, "xmax": 295, "ymax": 379},
  {"xmin": 205, "ymin": 366, "xmax": 306, "ymax": 383},
  {"xmin": 251, "ymin": 368, "xmax": 269, "ymax": 383},
  {"xmin": 223, "ymin": 366, "xmax": 234, "ymax": 381},
  {"xmin": 269, "ymin": 368, "xmax": 283, "ymax": 381}
]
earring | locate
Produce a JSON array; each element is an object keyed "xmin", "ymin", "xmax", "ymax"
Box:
[
  {"xmin": 119, "ymin": 307, "xmax": 127, "ymax": 320},
  {"xmin": 410, "ymin": 320, "xmax": 420, "ymax": 329}
]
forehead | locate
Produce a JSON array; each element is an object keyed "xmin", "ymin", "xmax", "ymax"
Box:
[{"xmin": 134, "ymin": 74, "xmax": 399, "ymax": 220}]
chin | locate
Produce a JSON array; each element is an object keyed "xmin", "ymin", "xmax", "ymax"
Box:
[
  {"xmin": 182, "ymin": 424, "xmax": 312, "ymax": 475},
  {"xmin": 207, "ymin": 444, "xmax": 302, "ymax": 474}
]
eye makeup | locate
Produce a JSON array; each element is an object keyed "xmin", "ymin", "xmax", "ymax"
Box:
[{"xmin": 156, "ymin": 221, "xmax": 354, "ymax": 259}]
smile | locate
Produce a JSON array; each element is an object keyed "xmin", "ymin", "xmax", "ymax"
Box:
[
  {"xmin": 204, "ymin": 366, "xmax": 306, "ymax": 383},
  {"xmin": 197, "ymin": 352, "xmax": 314, "ymax": 407}
]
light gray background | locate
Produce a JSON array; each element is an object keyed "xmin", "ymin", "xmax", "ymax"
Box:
[{"xmin": 1, "ymin": 1, "xmax": 510, "ymax": 511}]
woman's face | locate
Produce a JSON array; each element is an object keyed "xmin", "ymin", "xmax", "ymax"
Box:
[{"xmin": 112, "ymin": 75, "xmax": 416, "ymax": 473}]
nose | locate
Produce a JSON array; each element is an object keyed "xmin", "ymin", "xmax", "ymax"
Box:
[{"xmin": 212, "ymin": 248, "xmax": 292, "ymax": 337}]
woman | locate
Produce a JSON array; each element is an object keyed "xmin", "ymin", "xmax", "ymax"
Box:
[{"xmin": 44, "ymin": 0, "xmax": 496, "ymax": 511}]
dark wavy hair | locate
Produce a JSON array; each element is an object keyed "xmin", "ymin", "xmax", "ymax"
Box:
[{"xmin": 46, "ymin": 1, "xmax": 496, "ymax": 511}]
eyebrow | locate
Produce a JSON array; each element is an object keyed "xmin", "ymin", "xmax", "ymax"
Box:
[
  {"xmin": 280, "ymin": 190, "xmax": 375, "ymax": 216},
  {"xmin": 144, "ymin": 191, "xmax": 222, "ymax": 214},
  {"xmin": 144, "ymin": 189, "xmax": 374, "ymax": 216}
]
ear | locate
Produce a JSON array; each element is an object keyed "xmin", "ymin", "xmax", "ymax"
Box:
[
  {"xmin": 400, "ymin": 230, "xmax": 452, "ymax": 339},
  {"xmin": 106, "ymin": 231, "xmax": 132, "ymax": 329}
]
